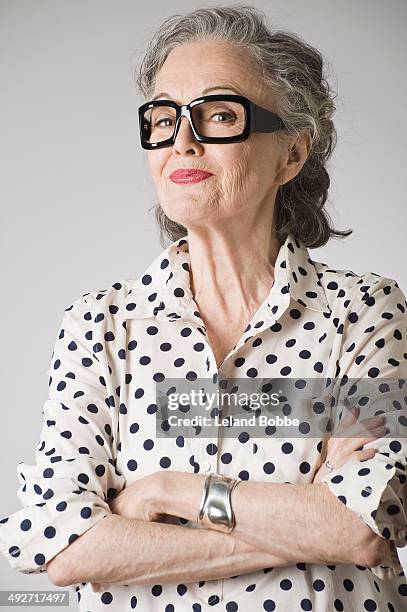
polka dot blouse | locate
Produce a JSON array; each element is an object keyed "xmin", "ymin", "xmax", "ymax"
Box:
[{"xmin": 1, "ymin": 232, "xmax": 407, "ymax": 611}]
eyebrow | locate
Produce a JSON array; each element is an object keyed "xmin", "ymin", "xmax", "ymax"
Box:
[{"xmin": 151, "ymin": 85, "xmax": 242, "ymax": 101}]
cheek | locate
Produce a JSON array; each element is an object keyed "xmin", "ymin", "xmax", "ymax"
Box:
[
  {"xmin": 147, "ymin": 152, "xmax": 167, "ymax": 182},
  {"xmin": 215, "ymin": 143, "xmax": 250, "ymax": 173},
  {"xmin": 219, "ymin": 143, "xmax": 252, "ymax": 191}
]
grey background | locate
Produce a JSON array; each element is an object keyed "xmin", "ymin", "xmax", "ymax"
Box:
[{"xmin": 1, "ymin": 0, "xmax": 406, "ymax": 605}]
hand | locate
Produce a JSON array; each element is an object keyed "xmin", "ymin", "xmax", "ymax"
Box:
[
  {"xmin": 313, "ymin": 406, "xmax": 388, "ymax": 483},
  {"xmin": 90, "ymin": 582, "xmax": 108, "ymax": 593},
  {"xmin": 108, "ymin": 471, "xmax": 166, "ymax": 522},
  {"xmin": 89, "ymin": 473, "xmax": 167, "ymax": 593}
]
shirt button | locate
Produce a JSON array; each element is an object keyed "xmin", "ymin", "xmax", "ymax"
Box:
[{"xmin": 200, "ymin": 461, "xmax": 211, "ymax": 472}]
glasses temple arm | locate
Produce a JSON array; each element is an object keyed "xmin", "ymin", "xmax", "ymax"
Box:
[{"xmin": 251, "ymin": 103, "xmax": 286, "ymax": 133}]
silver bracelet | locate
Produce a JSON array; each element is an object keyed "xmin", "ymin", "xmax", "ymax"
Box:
[{"xmin": 197, "ymin": 473, "xmax": 242, "ymax": 533}]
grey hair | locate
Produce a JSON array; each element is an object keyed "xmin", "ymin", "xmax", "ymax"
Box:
[{"xmin": 135, "ymin": 3, "xmax": 352, "ymax": 249}]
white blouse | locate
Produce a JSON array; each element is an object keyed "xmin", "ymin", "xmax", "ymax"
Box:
[{"xmin": 1, "ymin": 232, "xmax": 407, "ymax": 611}]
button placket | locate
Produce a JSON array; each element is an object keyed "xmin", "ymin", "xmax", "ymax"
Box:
[
  {"xmin": 200, "ymin": 461, "xmax": 211, "ymax": 472},
  {"xmin": 191, "ymin": 382, "xmax": 229, "ymax": 605},
  {"xmin": 186, "ymin": 437, "xmax": 224, "ymax": 605}
]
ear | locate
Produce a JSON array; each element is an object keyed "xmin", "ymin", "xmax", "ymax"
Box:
[{"xmin": 280, "ymin": 129, "xmax": 313, "ymax": 186}]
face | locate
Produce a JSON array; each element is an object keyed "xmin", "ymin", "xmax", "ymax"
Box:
[{"xmin": 146, "ymin": 39, "xmax": 310, "ymax": 231}]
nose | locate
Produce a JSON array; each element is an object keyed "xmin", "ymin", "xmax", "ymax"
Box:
[{"xmin": 173, "ymin": 115, "xmax": 203, "ymax": 156}]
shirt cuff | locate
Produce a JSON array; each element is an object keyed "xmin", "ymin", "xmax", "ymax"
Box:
[
  {"xmin": 0, "ymin": 491, "xmax": 111, "ymax": 575},
  {"xmin": 320, "ymin": 452, "xmax": 407, "ymax": 580}
]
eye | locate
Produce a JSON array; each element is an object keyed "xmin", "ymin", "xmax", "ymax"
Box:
[
  {"xmin": 154, "ymin": 117, "xmax": 174, "ymax": 128},
  {"xmin": 211, "ymin": 112, "xmax": 234, "ymax": 122}
]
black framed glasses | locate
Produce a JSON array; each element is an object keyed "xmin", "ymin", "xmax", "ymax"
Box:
[{"xmin": 138, "ymin": 94, "xmax": 286, "ymax": 150}]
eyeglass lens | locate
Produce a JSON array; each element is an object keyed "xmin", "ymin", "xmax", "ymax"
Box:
[{"xmin": 142, "ymin": 100, "xmax": 246, "ymax": 144}]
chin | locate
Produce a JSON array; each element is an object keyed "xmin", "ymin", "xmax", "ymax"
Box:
[{"xmin": 162, "ymin": 197, "xmax": 214, "ymax": 220}]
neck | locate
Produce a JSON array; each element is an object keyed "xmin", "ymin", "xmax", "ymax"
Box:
[{"xmin": 186, "ymin": 222, "xmax": 281, "ymax": 321}]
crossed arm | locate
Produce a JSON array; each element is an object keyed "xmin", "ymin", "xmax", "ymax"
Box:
[{"xmin": 48, "ymin": 475, "xmax": 390, "ymax": 588}]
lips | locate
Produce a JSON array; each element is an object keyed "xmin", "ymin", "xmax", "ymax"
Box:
[{"xmin": 169, "ymin": 168, "xmax": 214, "ymax": 184}]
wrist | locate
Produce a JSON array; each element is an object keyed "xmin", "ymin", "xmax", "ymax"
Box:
[
  {"xmin": 160, "ymin": 471, "xmax": 206, "ymax": 522},
  {"xmin": 146, "ymin": 471, "xmax": 167, "ymax": 519},
  {"xmin": 109, "ymin": 490, "xmax": 127, "ymax": 517},
  {"xmin": 197, "ymin": 473, "xmax": 242, "ymax": 533}
]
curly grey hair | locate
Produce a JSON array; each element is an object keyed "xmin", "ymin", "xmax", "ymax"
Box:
[{"xmin": 135, "ymin": 4, "xmax": 352, "ymax": 248}]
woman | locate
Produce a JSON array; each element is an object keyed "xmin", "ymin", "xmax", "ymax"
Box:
[{"xmin": 1, "ymin": 5, "xmax": 406, "ymax": 611}]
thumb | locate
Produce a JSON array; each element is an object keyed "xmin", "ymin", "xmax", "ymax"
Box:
[{"xmin": 340, "ymin": 405, "xmax": 359, "ymax": 428}]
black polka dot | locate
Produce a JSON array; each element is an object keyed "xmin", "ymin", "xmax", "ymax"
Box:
[{"xmin": 2, "ymin": 234, "xmax": 404, "ymax": 611}]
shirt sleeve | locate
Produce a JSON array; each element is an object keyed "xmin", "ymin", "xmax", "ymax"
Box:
[
  {"xmin": 319, "ymin": 275, "xmax": 407, "ymax": 580},
  {"xmin": 0, "ymin": 294, "xmax": 126, "ymax": 578}
]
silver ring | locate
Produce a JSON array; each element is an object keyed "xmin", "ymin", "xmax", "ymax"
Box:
[{"xmin": 325, "ymin": 460, "xmax": 334, "ymax": 472}]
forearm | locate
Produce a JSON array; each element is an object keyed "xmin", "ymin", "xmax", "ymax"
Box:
[
  {"xmin": 55, "ymin": 513, "xmax": 293, "ymax": 587},
  {"xmin": 161, "ymin": 474, "xmax": 386, "ymax": 567},
  {"xmin": 232, "ymin": 481, "xmax": 380, "ymax": 566}
]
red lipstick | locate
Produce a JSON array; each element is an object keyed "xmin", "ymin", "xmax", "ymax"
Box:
[{"xmin": 169, "ymin": 168, "xmax": 214, "ymax": 184}]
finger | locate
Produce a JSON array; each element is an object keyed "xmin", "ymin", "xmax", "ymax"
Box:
[
  {"xmin": 355, "ymin": 418, "xmax": 386, "ymax": 437},
  {"xmin": 370, "ymin": 425, "xmax": 388, "ymax": 438},
  {"xmin": 324, "ymin": 431, "xmax": 382, "ymax": 463},
  {"xmin": 338, "ymin": 406, "xmax": 359, "ymax": 431},
  {"xmin": 359, "ymin": 415, "xmax": 386, "ymax": 430},
  {"xmin": 324, "ymin": 448, "xmax": 376, "ymax": 469},
  {"xmin": 342, "ymin": 405, "xmax": 359, "ymax": 424},
  {"xmin": 340, "ymin": 410, "xmax": 385, "ymax": 435},
  {"xmin": 357, "ymin": 426, "xmax": 388, "ymax": 442},
  {"xmin": 353, "ymin": 448, "xmax": 378, "ymax": 462},
  {"xmin": 345, "ymin": 427, "xmax": 388, "ymax": 449},
  {"xmin": 340, "ymin": 420, "xmax": 386, "ymax": 440}
]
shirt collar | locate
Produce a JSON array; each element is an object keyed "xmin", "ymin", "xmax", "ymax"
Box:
[{"xmin": 114, "ymin": 232, "xmax": 332, "ymax": 323}]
